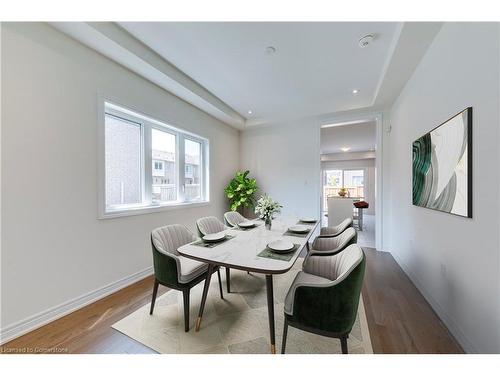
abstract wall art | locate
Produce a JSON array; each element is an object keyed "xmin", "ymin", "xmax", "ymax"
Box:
[{"xmin": 412, "ymin": 107, "xmax": 472, "ymax": 218}]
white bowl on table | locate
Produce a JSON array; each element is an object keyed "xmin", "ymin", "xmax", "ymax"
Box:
[
  {"xmin": 238, "ymin": 221, "xmax": 256, "ymax": 228},
  {"xmin": 267, "ymin": 239, "xmax": 295, "ymax": 253},
  {"xmin": 288, "ymin": 225, "xmax": 310, "ymax": 233},
  {"xmin": 299, "ymin": 217, "xmax": 316, "ymax": 223},
  {"xmin": 203, "ymin": 232, "xmax": 226, "ymax": 243}
]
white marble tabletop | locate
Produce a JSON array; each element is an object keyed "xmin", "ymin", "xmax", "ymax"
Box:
[{"xmin": 178, "ymin": 217, "xmax": 319, "ymax": 274}]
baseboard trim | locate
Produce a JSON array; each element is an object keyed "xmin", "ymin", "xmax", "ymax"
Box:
[
  {"xmin": 390, "ymin": 251, "xmax": 478, "ymax": 353},
  {"xmin": 0, "ymin": 266, "xmax": 154, "ymax": 345}
]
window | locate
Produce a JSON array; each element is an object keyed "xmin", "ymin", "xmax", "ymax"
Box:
[
  {"xmin": 323, "ymin": 169, "xmax": 364, "ymax": 210},
  {"xmin": 104, "ymin": 114, "xmax": 142, "ymax": 206},
  {"xmin": 102, "ymin": 102, "xmax": 209, "ymax": 217},
  {"xmin": 154, "ymin": 161, "xmax": 163, "ymax": 171},
  {"xmin": 185, "ymin": 138, "xmax": 201, "ymax": 200}
]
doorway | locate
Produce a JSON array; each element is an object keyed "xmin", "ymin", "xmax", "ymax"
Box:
[{"xmin": 320, "ymin": 119, "xmax": 377, "ymax": 248}]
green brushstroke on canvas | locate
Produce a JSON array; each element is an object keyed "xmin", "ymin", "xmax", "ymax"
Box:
[{"xmin": 412, "ymin": 133, "xmax": 432, "ymax": 205}]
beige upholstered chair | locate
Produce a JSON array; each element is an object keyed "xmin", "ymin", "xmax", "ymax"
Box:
[
  {"xmin": 195, "ymin": 216, "xmax": 233, "ymax": 292},
  {"xmin": 319, "ymin": 218, "xmax": 353, "ymax": 237},
  {"xmin": 150, "ymin": 224, "xmax": 224, "ymax": 332},
  {"xmin": 282, "ymin": 244, "xmax": 366, "ymax": 354},
  {"xmin": 196, "ymin": 216, "xmax": 227, "ymax": 236},
  {"xmin": 223, "ymin": 211, "xmax": 247, "ymax": 227},
  {"xmin": 309, "ymin": 227, "xmax": 357, "ymax": 256}
]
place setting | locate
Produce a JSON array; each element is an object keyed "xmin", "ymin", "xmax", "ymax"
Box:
[
  {"xmin": 257, "ymin": 239, "xmax": 301, "ymax": 261},
  {"xmin": 282, "ymin": 219, "xmax": 315, "ymax": 238},
  {"xmin": 297, "ymin": 217, "xmax": 318, "ymax": 225},
  {"xmin": 192, "ymin": 232, "xmax": 236, "ymax": 248},
  {"xmin": 233, "ymin": 220, "xmax": 261, "ymax": 231}
]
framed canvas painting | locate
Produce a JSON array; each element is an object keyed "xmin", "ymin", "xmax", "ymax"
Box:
[{"xmin": 412, "ymin": 107, "xmax": 472, "ymax": 218}]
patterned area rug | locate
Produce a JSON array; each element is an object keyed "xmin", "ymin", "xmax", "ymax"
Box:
[{"xmin": 112, "ymin": 259, "xmax": 373, "ymax": 354}]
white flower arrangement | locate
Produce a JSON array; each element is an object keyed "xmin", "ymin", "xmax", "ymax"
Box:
[{"xmin": 254, "ymin": 194, "xmax": 282, "ymax": 221}]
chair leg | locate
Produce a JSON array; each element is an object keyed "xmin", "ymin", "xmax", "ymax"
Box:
[
  {"xmin": 217, "ymin": 268, "xmax": 224, "ymax": 299},
  {"xmin": 149, "ymin": 279, "xmax": 159, "ymax": 315},
  {"xmin": 225, "ymin": 267, "xmax": 231, "ymax": 293},
  {"xmin": 340, "ymin": 336, "xmax": 348, "ymax": 354},
  {"xmin": 281, "ymin": 316, "xmax": 288, "ymax": 354},
  {"xmin": 182, "ymin": 289, "xmax": 190, "ymax": 332}
]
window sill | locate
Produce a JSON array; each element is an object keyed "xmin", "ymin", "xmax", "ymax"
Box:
[{"xmin": 99, "ymin": 200, "xmax": 211, "ymax": 219}]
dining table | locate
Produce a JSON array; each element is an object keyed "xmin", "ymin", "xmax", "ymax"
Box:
[{"xmin": 177, "ymin": 216, "xmax": 319, "ymax": 354}]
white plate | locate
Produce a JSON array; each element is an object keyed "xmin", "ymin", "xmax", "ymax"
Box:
[
  {"xmin": 300, "ymin": 217, "xmax": 316, "ymax": 223},
  {"xmin": 288, "ymin": 225, "xmax": 310, "ymax": 233},
  {"xmin": 268, "ymin": 239, "xmax": 294, "ymax": 253},
  {"xmin": 203, "ymin": 232, "xmax": 226, "ymax": 242},
  {"xmin": 238, "ymin": 221, "xmax": 256, "ymax": 228}
]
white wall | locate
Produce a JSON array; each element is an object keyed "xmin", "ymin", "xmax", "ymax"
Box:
[
  {"xmin": 240, "ymin": 118, "xmax": 321, "ymax": 218},
  {"xmin": 389, "ymin": 23, "xmax": 500, "ymax": 353},
  {"xmin": 1, "ymin": 23, "xmax": 240, "ymax": 337},
  {"xmin": 321, "ymin": 158, "xmax": 376, "ymax": 215}
]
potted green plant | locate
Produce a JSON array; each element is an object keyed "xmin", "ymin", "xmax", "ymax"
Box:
[{"xmin": 224, "ymin": 170, "xmax": 259, "ymax": 213}]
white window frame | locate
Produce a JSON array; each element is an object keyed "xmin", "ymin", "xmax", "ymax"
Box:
[{"xmin": 99, "ymin": 101, "xmax": 210, "ymax": 219}]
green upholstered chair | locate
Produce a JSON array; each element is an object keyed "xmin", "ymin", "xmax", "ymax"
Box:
[
  {"xmin": 195, "ymin": 216, "xmax": 233, "ymax": 292},
  {"xmin": 223, "ymin": 211, "xmax": 247, "ymax": 227},
  {"xmin": 309, "ymin": 227, "xmax": 357, "ymax": 256},
  {"xmin": 319, "ymin": 218, "xmax": 353, "ymax": 237},
  {"xmin": 150, "ymin": 224, "xmax": 224, "ymax": 332},
  {"xmin": 282, "ymin": 244, "xmax": 366, "ymax": 354}
]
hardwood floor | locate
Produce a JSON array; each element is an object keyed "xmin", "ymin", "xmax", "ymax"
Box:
[
  {"xmin": 362, "ymin": 248, "xmax": 463, "ymax": 353},
  {"xmin": 0, "ymin": 248, "xmax": 463, "ymax": 354}
]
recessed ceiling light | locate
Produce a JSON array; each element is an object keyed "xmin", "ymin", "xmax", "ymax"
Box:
[
  {"xmin": 341, "ymin": 147, "xmax": 351, "ymax": 152},
  {"xmin": 352, "ymin": 89, "xmax": 359, "ymax": 94},
  {"xmin": 265, "ymin": 46, "xmax": 277, "ymax": 55},
  {"xmin": 247, "ymin": 110, "xmax": 253, "ymax": 115}
]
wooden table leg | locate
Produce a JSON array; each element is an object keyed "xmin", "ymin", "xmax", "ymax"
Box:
[
  {"xmin": 195, "ymin": 263, "xmax": 214, "ymax": 332},
  {"xmin": 265, "ymin": 274, "xmax": 276, "ymax": 354}
]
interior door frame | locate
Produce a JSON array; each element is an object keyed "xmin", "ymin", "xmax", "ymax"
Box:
[{"xmin": 318, "ymin": 111, "xmax": 384, "ymax": 251}]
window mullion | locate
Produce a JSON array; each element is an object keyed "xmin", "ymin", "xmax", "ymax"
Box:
[
  {"xmin": 178, "ymin": 133, "xmax": 186, "ymax": 202},
  {"xmin": 144, "ymin": 123, "xmax": 153, "ymax": 205}
]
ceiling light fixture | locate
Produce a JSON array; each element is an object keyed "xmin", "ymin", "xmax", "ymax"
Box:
[
  {"xmin": 341, "ymin": 147, "xmax": 351, "ymax": 152},
  {"xmin": 352, "ymin": 89, "xmax": 359, "ymax": 94},
  {"xmin": 247, "ymin": 110, "xmax": 253, "ymax": 115},
  {"xmin": 358, "ymin": 34, "xmax": 374, "ymax": 48},
  {"xmin": 265, "ymin": 46, "xmax": 277, "ymax": 55}
]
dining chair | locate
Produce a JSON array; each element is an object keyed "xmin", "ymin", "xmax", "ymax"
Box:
[
  {"xmin": 319, "ymin": 218, "xmax": 353, "ymax": 237},
  {"xmin": 223, "ymin": 211, "xmax": 247, "ymax": 227},
  {"xmin": 309, "ymin": 227, "xmax": 357, "ymax": 256},
  {"xmin": 196, "ymin": 216, "xmax": 233, "ymax": 293},
  {"xmin": 281, "ymin": 244, "xmax": 366, "ymax": 354},
  {"xmin": 150, "ymin": 224, "xmax": 224, "ymax": 332}
]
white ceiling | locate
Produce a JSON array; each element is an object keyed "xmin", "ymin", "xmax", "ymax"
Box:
[
  {"xmin": 320, "ymin": 120, "xmax": 376, "ymax": 154},
  {"xmin": 119, "ymin": 22, "xmax": 400, "ymax": 122}
]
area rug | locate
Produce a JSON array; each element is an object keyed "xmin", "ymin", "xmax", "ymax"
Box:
[{"xmin": 112, "ymin": 259, "xmax": 373, "ymax": 354}]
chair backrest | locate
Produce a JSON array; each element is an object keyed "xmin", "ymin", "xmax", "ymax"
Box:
[
  {"xmin": 312, "ymin": 227, "xmax": 356, "ymax": 253},
  {"xmin": 196, "ymin": 216, "xmax": 226, "ymax": 236},
  {"xmin": 296, "ymin": 244, "xmax": 365, "ymax": 335},
  {"xmin": 303, "ymin": 244, "xmax": 364, "ymax": 282},
  {"xmin": 224, "ymin": 211, "xmax": 246, "ymax": 227},
  {"xmin": 151, "ymin": 224, "xmax": 196, "ymax": 256},
  {"xmin": 320, "ymin": 217, "xmax": 353, "ymax": 236},
  {"xmin": 335, "ymin": 217, "xmax": 353, "ymax": 233},
  {"xmin": 334, "ymin": 226, "xmax": 357, "ymax": 249}
]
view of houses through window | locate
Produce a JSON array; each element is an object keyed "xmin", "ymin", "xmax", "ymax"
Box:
[
  {"xmin": 104, "ymin": 103, "xmax": 207, "ymax": 214},
  {"xmin": 323, "ymin": 169, "xmax": 364, "ymax": 210}
]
